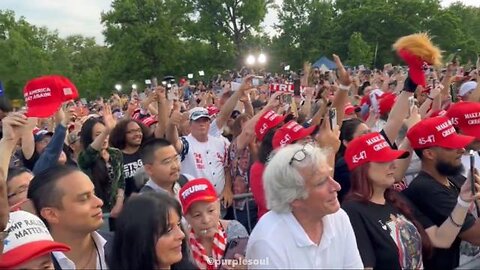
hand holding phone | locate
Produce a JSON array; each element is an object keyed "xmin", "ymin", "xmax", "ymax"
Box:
[
  {"xmin": 151, "ymin": 77, "xmax": 158, "ymax": 88},
  {"xmin": 222, "ymin": 237, "xmax": 248, "ymax": 265},
  {"xmin": 282, "ymin": 93, "xmax": 292, "ymax": 104},
  {"xmin": 328, "ymin": 108, "xmax": 337, "ymax": 130}
]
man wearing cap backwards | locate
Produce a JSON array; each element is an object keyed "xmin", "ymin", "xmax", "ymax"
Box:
[
  {"xmin": 0, "ymin": 211, "xmax": 70, "ymax": 269},
  {"xmin": 167, "ymin": 76, "xmax": 254, "ymax": 207},
  {"xmin": 246, "ymin": 143, "xmax": 363, "ymax": 269},
  {"xmin": 404, "ymin": 116, "xmax": 480, "ymax": 270},
  {"xmin": 27, "ymin": 165, "xmax": 110, "ymax": 270}
]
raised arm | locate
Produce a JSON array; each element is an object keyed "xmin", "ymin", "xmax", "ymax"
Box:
[
  {"xmin": 215, "ymin": 75, "xmax": 254, "ymax": 130},
  {"xmin": 332, "ymin": 54, "xmax": 351, "ymax": 129},
  {"xmin": 0, "ymin": 113, "xmax": 28, "ymax": 179},
  {"xmin": 32, "ymin": 106, "xmax": 71, "ymax": 175},
  {"xmin": 20, "ymin": 117, "xmax": 38, "ymax": 160},
  {"xmin": 236, "ymin": 92, "xmax": 282, "ymax": 150},
  {"xmin": 382, "ymin": 88, "xmax": 413, "ymax": 144},
  {"xmin": 91, "ymin": 105, "xmax": 116, "ymax": 151},
  {"xmin": 154, "ymin": 86, "xmax": 169, "ymax": 138},
  {"xmin": 300, "ymin": 87, "xmax": 314, "ymax": 119},
  {"xmin": 165, "ymin": 110, "xmax": 184, "ymax": 153}
]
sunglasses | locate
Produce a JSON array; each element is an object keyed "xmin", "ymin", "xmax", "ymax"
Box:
[{"xmin": 289, "ymin": 143, "xmax": 315, "ymax": 165}]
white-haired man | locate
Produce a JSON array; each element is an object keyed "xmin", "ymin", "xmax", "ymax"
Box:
[{"xmin": 246, "ymin": 143, "xmax": 363, "ymax": 269}]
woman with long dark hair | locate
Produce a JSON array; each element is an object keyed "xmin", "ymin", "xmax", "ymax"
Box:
[
  {"xmin": 342, "ymin": 132, "xmax": 480, "ymax": 269},
  {"xmin": 78, "ymin": 105, "xmax": 125, "ymax": 224},
  {"xmin": 109, "ymin": 192, "xmax": 196, "ymax": 270}
]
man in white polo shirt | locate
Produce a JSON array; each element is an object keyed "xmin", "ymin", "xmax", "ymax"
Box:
[{"xmin": 246, "ymin": 143, "xmax": 363, "ymax": 269}]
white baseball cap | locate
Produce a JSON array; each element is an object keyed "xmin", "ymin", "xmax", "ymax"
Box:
[
  {"xmin": 459, "ymin": 81, "xmax": 477, "ymax": 97},
  {"xmin": 0, "ymin": 211, "xmax": 70, "ymax": 268}
]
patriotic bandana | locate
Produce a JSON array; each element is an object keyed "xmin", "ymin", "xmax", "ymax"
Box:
[{"xmin": 189, "ymin": 222, "xmax": 227, "ymax": 270}]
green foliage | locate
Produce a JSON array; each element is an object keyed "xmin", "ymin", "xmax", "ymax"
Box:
[
  {"xmin": 347, "ymin": 32, "xmax": 373, "ymax": 67},
  {"xmin": 0, "ymin": 10, "xmax": 109, "ymax": 100}
]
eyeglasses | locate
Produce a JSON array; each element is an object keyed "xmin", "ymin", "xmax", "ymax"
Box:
[
  {"xmin": 160, "ymin": 155, "xmax": 181, "ymax": 166},
  {"xmin": 7, "ymin": 185, "xmax": 28, "ymax": 200},
  {"xmin": 289, "ymin": 143, "xmax": 315, "ymax": 165},
  {"xmin": 126, "ymin": 128, "xmax": 142, "ymax": 134}
]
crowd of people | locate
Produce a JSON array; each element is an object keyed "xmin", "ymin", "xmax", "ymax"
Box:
[{"xmin": 0, "ymin": 47, "xmax": 480, "ymax": 270}]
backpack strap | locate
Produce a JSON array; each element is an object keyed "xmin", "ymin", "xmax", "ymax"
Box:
[{"xmin": 180, "ymin": 136, "xmax": 189, "ymax": 161}]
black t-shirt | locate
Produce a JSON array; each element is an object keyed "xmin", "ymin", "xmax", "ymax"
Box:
[
  {"xmin": 335, "ymin": 129, "xmax": 396, "ymax": 202},
  {"xmin": 122, "ymin": 150, "xmax": 143, "ymax": 197},
  {"xmin": 342, "ymin": 197, "xmax": 433, "ymax": 270},
  {"xmin": 403, "ymin": 171, "xmax": 476, "ymax": 270}
]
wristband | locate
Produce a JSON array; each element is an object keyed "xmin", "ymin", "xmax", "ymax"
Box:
[
  {"xmin": 339, "ymin": 84, "xmax": 351, "ymax": 91},
  {"xmin": 427, "ymin": 96, "xmax": 434, "ymax": 101},
  {"xmin": 449, "ymin": 214, "xmax": 463, "ymax": 227},
  {"xmin": 402, "ymin": 76, "xmax": 418, "ymax": 93},
  {"xmin": 457, "ymin": 196, "xmax": 471, "ymax": 208}
]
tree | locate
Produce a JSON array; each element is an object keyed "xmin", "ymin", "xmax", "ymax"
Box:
[
  {"xmin": 101, "ymin": 0, "xmax": 194, "ymax": 80},
  {"xmin": 189, "ymin": 0, "xmax": 272, "ymax": 65},
  {"xmin": 273, "ymin": 0, "xmax": 335, "ymax": 71},
  {"xmin": 347, "ymin": 32, "xmax": 372, "ymax": 67}
]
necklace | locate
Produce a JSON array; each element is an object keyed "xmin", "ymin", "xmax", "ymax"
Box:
[
  {"xmin": 78, "ymin": 244, "xmax": 95, "ymax": 269},
  {"xmin": 78, "ymin": 236, "xmax": 102, "ymax": 270}
]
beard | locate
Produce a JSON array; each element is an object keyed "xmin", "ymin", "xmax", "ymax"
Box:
[{"xmin": 435, "ymin": 159, "xmax": 464, "ymax": 176}]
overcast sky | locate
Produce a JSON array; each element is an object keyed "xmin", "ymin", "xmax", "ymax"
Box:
[{"xmin": 0, "ymin": 0, "xmax": 478, "ymax": 45}]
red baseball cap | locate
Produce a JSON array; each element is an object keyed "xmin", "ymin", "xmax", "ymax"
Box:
[
  {"xmin": 345, "ymin": 132, "xmax": 409, "ymax": 171},
  {"xmin": 255, "ymin": 110, "xmax": 285, "ymax": 141},
  {"xmin": 272, "ymin": 120, "xmax": 316, "ymax": 149},
  {"xmin": 429, "ymin": 109, "xmax": 447, "ymax": 118},
  {"xmin": 446, "ymin": 101, "xmax": 480, "ymax": 139},
  {"xmin": 0, "ymin": 211, "xmax": 70, "ymax": 269},
  {"xmin": 23, "ymin": 75, "xmax": 79, "ymax": 118},
  {"xmin": 179, "ymin": 178, "xmax": 218, "ymax": 214},
  {"xmin": 140, "ymin": 115, "xmax": 158, "ymax": 127},
  {"xmin": 206, "ymin": 105, "xmax": 220, "ymax": 116},
  {"xmin": 378, "ymin": 92, "xmax": 396, "ymax": 115},
  {"xmin": 344, "ymin": 104, "xmax": 355, "ymax": 115},
  {"xmin": 407, "ymin": 116, "xmax": 475, "ymax": 150}
]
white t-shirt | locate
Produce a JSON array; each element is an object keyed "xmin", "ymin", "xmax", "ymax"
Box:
[
  {"xmin": 246, "ymin": 210, "xmax": 364, "ymax": 269},
  {"xmin": 180, "ymin": 134, "xmax": 229, "ymax": 195}
]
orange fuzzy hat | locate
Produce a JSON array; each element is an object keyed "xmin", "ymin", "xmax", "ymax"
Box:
[{"xmin": 393, "ymin": 33, "xmax": 442, "ymax": 87}]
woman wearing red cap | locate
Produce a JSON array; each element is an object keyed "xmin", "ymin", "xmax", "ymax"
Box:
[
  {"xmin": 179, "ymin": 178, "xmax": 249, "ymax": 269},
  {"xmin": 342, "ymin": 132, "xmax": 480, "ymax": 270}
]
